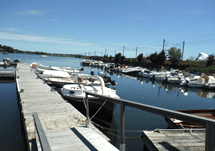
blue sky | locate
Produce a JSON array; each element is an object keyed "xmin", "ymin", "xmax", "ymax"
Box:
[{"xmin": 0, "ymin": 0, "xmax": 214, "ymax": 59}]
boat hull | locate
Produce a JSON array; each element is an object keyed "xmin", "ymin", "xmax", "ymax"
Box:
[
  {"xmin": 121, "ymin": 71, "xmax": 141, "ymax": 76},
  {"xmin": 61, "ymin": 94, "xmax": 116, "ymax": 126},
  {"xmin": 165, "ymin": 109, "xmax": 215, "ymax": 129}
]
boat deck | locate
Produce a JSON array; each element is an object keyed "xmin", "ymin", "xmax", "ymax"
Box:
[{"xmin": 16, "ymin": 63, "xmax": 118, "ymax": 151}]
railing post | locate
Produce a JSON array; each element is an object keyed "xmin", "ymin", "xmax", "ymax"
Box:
[
  {"xmin": 205, "ymin": 121, "xmax": 215, "ymax": 151},
  {"xmin": 85, "ymin": 93, "xmax": 90, "ymax": 127},
  {"xmin": 120, "ymin": 102, "xmax": 126, "ymax": 151}
]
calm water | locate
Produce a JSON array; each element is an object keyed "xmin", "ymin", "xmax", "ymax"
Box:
[{"xmin": 1, "ymin": 53, "xmax": 215, "ymax": 150}]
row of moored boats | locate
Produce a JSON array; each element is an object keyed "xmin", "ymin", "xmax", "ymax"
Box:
[
  {"xmin": 30, "ymin": 62, "xmax": 120, "ymax": 104},
  {"xmin": 80, "ymin": 59, "xmax": 215, "ymax": 89}
]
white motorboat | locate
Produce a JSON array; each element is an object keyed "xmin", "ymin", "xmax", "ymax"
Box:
[
  {"xmin": 180, "ymin": 75, "xmax": 201, "ymax": 87},
  {"xmin": 0, "ymin": 61, "xmax": 4, "ymax": 65},
  {"xmin": 30, "ymin": 62, "xmax": 41, "ymax": 68},
  {"xmin": 80, "ymin": 59, "xmax": 92, "ymax": 66},
  {"xmin": 204, "ymin": 76, "xmax": 215, "ymax": 89},
  {"xmin": 90, "ymin": 61, "xmax": 100, "ymax": 67},
  {"xmin": 181, "ymin": 77, "xmax": 205, "ymax": 88},
  {"xmin": 61, "ymin": 76, "xmax": 119, "ymax": 101},
  {"xmin": 45, "ymin": 74, "xmax": 109, "ymax": 87},
  {"xmin": 121, "ymin": 66, "xmax": 143, "ymax": 75},
  {"xmin": 50, "ymin": 66, "xmax": 83, "ymax": 74},
  {"xmin": 40, "ymin": 55, "xmax": 47, "ymax": 57},
  {"xmin": 42, "ymin": 70, "xmax": 70, "ymax": 78},
  {"xmin": 3, "ymin": 58, "xmax": 11, "ymax": 62},
  {"xmin": 60, "ymin": 76, "xmax": 119, "ymax": 124},
  {"xmin": 166, "ymin": 73, "xmax": 184, "ymax": 84},
  {"xmin": 140, "ymin": 69, "xmax": 155, "ymax": 78},
  {"xmin": 45, "ymin": 77, "xmax": 100, "ymax": 87},
  {"xmin": 153, "ymin": 71, "xmax": 171, "ymax": 81},
  {"xmin": 31, "ymin": 62, "xmax": 83, "ymax": 74}
]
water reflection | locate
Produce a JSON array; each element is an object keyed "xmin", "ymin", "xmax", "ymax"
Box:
[
  {"xmin": 136, "ymin": 76, "xmax": 215, "ymax": 99},
  {"xmin": 112, "ymin": 71, "xmax": 215, "ymax": 100}
]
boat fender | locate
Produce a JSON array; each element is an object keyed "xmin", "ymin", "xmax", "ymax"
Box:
[
  {"xmin": 69, "ymin": 91, "xmax": 75, "ymax": 94},
  {"xmin": 43, "ymin": 79, "xmax": 49, "ymax": 84},
  {"xmin": 90, "ymin": 71, "xmax": 94, "ymax": 75}
]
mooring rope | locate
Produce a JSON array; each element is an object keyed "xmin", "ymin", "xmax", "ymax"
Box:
[
  {"xmin": 83, "ymin": 97, "xmax": 87, "ymax": 110},
  {"xmin": 90, "ymin": 100, "xmax": 107, "ymax": 120},
  {"xmin": 179, "ymin": 123, "xmax": 203, "ymax": 141},
  {"xmin": 91, "ymin": 121, "xmax": 144, "ymax": 133},
  {"xmin": 106, "ymin": 131, "xmax": 142, "ymax": 139}
]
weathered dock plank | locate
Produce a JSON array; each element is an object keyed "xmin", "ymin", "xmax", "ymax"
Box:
[
  {"xmin": 142, "ymin": 129, "xmax": 205, "ymax": 151},
  {"xmin": 16, "ymin": 63, "xmax": 118, "ymax": 151}
]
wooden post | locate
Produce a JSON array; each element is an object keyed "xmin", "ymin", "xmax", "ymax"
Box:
[
  {"xmin": 120, "ymin": 102, "xmax": 126, "ymax": 151},
  {"xmin": 85, "ymin": 93, "xmax": 90, "ymax": 127},
  {"xmin": 205, "ymin": 121, "xmax": 215, "ymax": 151}
]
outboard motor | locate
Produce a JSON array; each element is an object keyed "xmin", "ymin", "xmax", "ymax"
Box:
[{"xmin": 90, "ymin": 71, "xmax": 94, "ymax": 75}]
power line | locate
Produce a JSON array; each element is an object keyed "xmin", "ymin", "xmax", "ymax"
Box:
[
  {"xmin": 166, "ymin": 34, "xmax": 215, "ymax": 41},
  {"xmin": 186, "ymin": 39, "xmax": 215, "ymax": 44}
]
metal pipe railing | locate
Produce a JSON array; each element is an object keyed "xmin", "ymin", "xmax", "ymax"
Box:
[
  {"xmin": 84, "ymin": 91, "xmax": 215, "ymax": 151},
  {"xmin": 33, "ymin": 112, "xmax": 51, "ymax": 151}
]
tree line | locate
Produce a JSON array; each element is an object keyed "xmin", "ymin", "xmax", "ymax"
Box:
[
  {"xmin": 0, "ymin": 44, "xmax": 79, "ymax": 57},
  {"xmin": 1, "ymin": 43, "xmax": 214, "ymax": 73}
]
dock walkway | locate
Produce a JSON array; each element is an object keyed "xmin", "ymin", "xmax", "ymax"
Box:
[
  {"xmin": 142, "ymin": 129, "xmax": 205, "ymax": 151},
  {"xmin": 16, "ymin": 63, "xmax": 118, "ymax": 151}
]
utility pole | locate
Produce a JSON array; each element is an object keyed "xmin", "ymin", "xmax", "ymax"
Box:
[
  {"xmin": 163, "ymin": 39, "xmax": 165, "ymax": 51},
  {"xmin": 105, "ymin": 49, "xmax": 107, "ymax": 56},
  {"xmin": 182, "ymin": 41, "xmax": 185, "ymax": 60},
  {"xmin": 115, "ymin": 50, "xmax": 116, "ymax": 56},
  {"xmin": 136, "ymin": 47, "xmax": 138, "ymax": 58},
  {"xmin": 123, "ymin": 46, "xmax": 125, "ymax": 56},
  {"xmin": 94, "ymin": 50, "xmax": 96, "ymax": 56}
]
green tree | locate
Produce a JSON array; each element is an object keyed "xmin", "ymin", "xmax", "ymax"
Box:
[
  {"xmin": 109, "ymin": 55, "xmax": 113, "ymax": 62},
  {"xmin": 148, "ymin": 50, "xmax": 166, "ymax": 69},
  {"xmin": 120, "ymin": 55, "xmax": 125, "ymax": 62},
  {"xmin": 167, "ymin": 47, "xmax": 182, "ymax": 66},
  {"xmin": 148, "ymin": 52, "xmax": 158, "ymax": 64},
  {"xmin": 103, "ymin": 54, "xmax": 109, "ymax": 62},
  {"xmin": 2, "ymin": 45, "xmax": 14, "ymax": 53},
  {"xmin": 115, "ymin": 53, "xmax": 121, "ymax": 62},
  {"xmin": 158, "ymin": 50, "xmax": 166, "ymax": 65},
  {"xmin": 206, "ymin": 54, "xmax": 214, "ymax": 67},
  {"xmin": 137, "ymin": 53, "xmax": 143, "ymax": 63}
]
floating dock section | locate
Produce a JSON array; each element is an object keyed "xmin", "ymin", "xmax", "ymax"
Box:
[
  {"xmin": 16, "ymin": 63, "xmax": 118, "ymax": 151},
  {"xmin": 142, "ymin": 129, "xmax": 205, "ymax": 151},
  {"xmin": 0, "ymin": 70, "xmax": 15, "ymax": 78}
]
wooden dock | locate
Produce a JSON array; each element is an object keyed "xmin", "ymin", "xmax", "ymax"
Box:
[
  {"xmin": 0, "ymin": 70, "xmax": 15, "ymax": 78},
  {"xmin": 142, "ymin": 129, "xmax": 205, "ymax": 151},
  {"xmin": 16, "ymin": 63, "xmax": 118, "ymax": 151}
]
